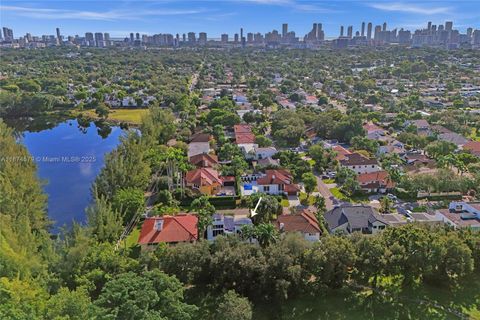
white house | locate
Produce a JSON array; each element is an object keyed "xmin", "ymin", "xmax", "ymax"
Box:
[
  {"xmin": 206, "ymin": 214, "xmax": 253, "ymax": 241},
  {"xmin": 255, "ymin": 147, "xmax": 278, "ymax": 160},
  {"xmin": 339, "ymin": 152, "xmax": 381, "ymax": 174}
]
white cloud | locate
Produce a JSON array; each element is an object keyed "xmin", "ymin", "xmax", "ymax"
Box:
[
  {"xmin": 368, "ymin": 2, "xmax": 450, "ymax": 15},
  {"xmin": 0, "ymin": 5, "xmax": 206, "ymax": 21},
  {"xmin": 240, "ymin": 0, "xmax": 335, "ymax": 13}
]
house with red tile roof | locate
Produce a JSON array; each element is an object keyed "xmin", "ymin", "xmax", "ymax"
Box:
[
  {"xmin": 234, "ymin": 124, "xmax": 258, "ymax": 158},
  {"xmin": 256, "ymin": 169, "xmax": 300, "ymax": 196},
  {"xmin": 189, "ymin": 153, "xmax": 219, "ymax": 168},
  {"xmin": 357, "ymin": 170, "xmax": 395, "ymax": 193},
  {"xmin": 276, "ymin": 209, "xmax": 322, "ymax": 241},
  {"xmin": 185, "ymin": 168, "xmax": 233, "ymax": 196},
  {"xmin": 138, "ymin": 214, "xmax": 198, "ymax": 250},
  {"xmin": 332, "ymin": 145, "xmax": 352, "ymax": 161}
]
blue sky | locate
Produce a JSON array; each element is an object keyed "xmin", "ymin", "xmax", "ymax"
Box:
[{"xmin": 1, "ymin": 1, "xmax": 479, "ymax": 39}]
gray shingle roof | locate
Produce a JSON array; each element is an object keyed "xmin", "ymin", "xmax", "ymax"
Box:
[{"xmin": 324, "ymin": 205, "xmax": 386, "ymax": 231}]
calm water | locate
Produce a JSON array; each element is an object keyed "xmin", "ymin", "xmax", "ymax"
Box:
[{"xmin": 20, "ymin": 119, "xmax": 124, "ymax": 230}]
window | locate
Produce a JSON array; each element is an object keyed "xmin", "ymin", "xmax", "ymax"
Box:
[
  {"xmin": 264, "ymin": 186, "xmax": 270, "ymax": 192},
  {"xmin": 372, "ymin": 165, "xmax": 375, "ymax": 168},
  {"xmin": 279, "ymin": 184, "xmax": 284, "ymax": 191},
  {"xmin": 213, "ymin": 229, "xmax": 224, "ymax": 237}
]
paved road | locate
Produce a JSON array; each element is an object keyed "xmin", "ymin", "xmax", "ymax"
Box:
[{"xmin": 314, "ymin": 175, "xmax": 335, "ymax": 211}]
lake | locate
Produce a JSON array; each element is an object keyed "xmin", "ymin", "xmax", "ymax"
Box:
[{"xmin": 18, "ymin": 119, "xmax": 124, "ymax": 230}]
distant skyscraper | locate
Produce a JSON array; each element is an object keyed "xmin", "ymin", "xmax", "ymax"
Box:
[
  {"xmin": 340, "ymin": 26, "xmax": 344, "ymax": 37},
  {"xmin": 94, "ymin": 32, "xmax": 104, "ymax": 47},
  {"xmin": 247, "ymin": 32, "xmax": 253, "ymax": 43},
  {"xmin": 445, "ymin": 21, "xmax": 453, "ymax": 31},
  {"xmin": 374, "ymin": 25, "xmax": 381, "ymax": 42},
  {"xmin": 182, "ymin": 33, "xmax": 186, "ymax": 42},
  {"xmin": 361, "ymin": 22, "xmax": 365, "ymax": 37},
  {"xmin": 282, "ymin": 23, "xmax": 288, "ymax": 38},
  {"xmin": 382, "ymin": 22, "xmax": 387, "ymax": 32},
  {"xmin": 234, "ymin": 33, "xmax": 239, "ymax": 43},
  {"xmin": 104, "ymin": 33, "xmax": 110, "ymax": 46},
  {"xmin": 467, "ymin": 28, "xmax": 473, "ymax": 38},
  {"xmin": 130, "ymin": 33, "xmax": 134, "ymax": 42},
  {"xmin": 367, "ymin": 22, "xmax": 372, "ymax": 40},
  {"xmin": 347, "ymin": 26, "xmax": 353, "ymax": 38},
  {"xmin": 428, "ymin": 21, "xmax": 432, "ymax": 31},
  {"xmin": 198, "ymin": 32, "xmax": 207, "ymax": 45},
  {"xmin": 56, "ymin": 27, "xmax": 61, "ymax": 44},
  {"xmin": 136, "ymin": 33, "xmax": 140, "ymax": 40},
  {"xmin": 2, "ymin": 27, "xmax": 13, "ymax": 42},
  {"xmin": 85, "ymin": 32, "xmax": 94, "ymax": 46},
  {"xmin": 188, "ymin": 32, "xmax": 196, "ymax": 43},
  {"xmin": 221, "ymin": 33, "xmax": 228, "ymax": 43}
]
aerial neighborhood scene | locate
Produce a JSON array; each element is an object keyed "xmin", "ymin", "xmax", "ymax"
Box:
[{"xmin": 0, "ymin": 1, "xmax": 480, "ymax": 319}]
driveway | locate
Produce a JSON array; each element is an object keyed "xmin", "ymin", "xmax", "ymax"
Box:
[{"xmin": 314, "ymin": 174, "xmax": 335, "ymax": 211}]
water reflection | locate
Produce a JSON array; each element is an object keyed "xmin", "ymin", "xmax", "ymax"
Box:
[{"xmin": 16, "ymin": 118, "xmax": 124, "ymax": 231}]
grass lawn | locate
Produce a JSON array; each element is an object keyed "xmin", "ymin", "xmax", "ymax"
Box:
[
  {"xmin": 299, "ymin": 192, "xmax": 316, "ymax": 205},
  {"xmin": 322, "ymin": 178, "xmax": 335, "ymax": 184},
  {"xmin": 108, "ymin": 109, "xmax": 149, "ymax": 124},
  {"xmin": 123, "ymin": 225, "xmax": 141, "ymax": 248},
  {"xmin": 81, "ymin": 108, "xmax": 149, "ymax": 124},
  {"xmin": 329, "ymin": 187, "xmax": 350, "ymax": 201}
]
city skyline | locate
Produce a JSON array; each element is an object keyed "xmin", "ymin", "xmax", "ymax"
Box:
[{"xmin": 1, "ymin": 1, "xmax": 479, "ymax": 38}]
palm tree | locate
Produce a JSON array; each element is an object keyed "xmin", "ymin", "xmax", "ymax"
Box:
[{"xmin": 255, "ymin": 223, "xmax": 279, "ymax": 247}]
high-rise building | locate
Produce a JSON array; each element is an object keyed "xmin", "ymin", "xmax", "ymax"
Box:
[
  {"xmin": 136, "ymin": 33, "xmax": 140, "ymax": 40},
  {"xmin": 221, "ymin": 34, "xmax": 228, "ymax": 43},
  {"xmin": 367, "ymin": 22, "xmax": 372, "ymax": 41},
  {"xmin": 473, "ymin": 29, "xmax": 480, "ymax": 45},
  {"xmin": 234, "ymin": 33, "xmax": 239, "ymax": 43},
  {"xmin": 182, "ymin": 33, "xmax": 186, "ymax": 42},
  {"xmin": 56, "ymin": 27, "xmax": 61, "ymax": 44},
  {"xmin": 85, "ymin": 32, "xmax": 94, "ymax": 46},
  {"xmin": 374, "ymin": 25, "xmax": 382, "ymax": 42},
  {"xmin": 198, "ymin": 32, "xmax": 207, "ymax": 45},
  {"xmin": 188, "ymin": 32, "xmax": 196, "ymax": 43},
  {"xmin": 382, "ymin": 22, "xmax": 387, "ymax": 32},
  {"xmin": 2, "ymin": 27, "xmax": 14, "ymax": 42},
  {"xmin": 347, "ymin": 26, "xmax": 353, "ymax": 38},
  {"xmin": 282, "ymin": 23, "xmax": 288, "ymax": 38},
  {"xmin": 94, "ymin": 32, "xmax": 104, "ymax": 47},
  {"xmin": 104, "ymin": 33, "xmax": 110, "ymax": 46},
  {"xmin": 361, "ymin": 22, "xmax": 365, "ymax": 37},
  {"xmin": 130, "ymin": 33, "xmax": 134, "ymax": 42},
  {"xmin": 247, "ymin": 32, "xmax": 253, "ymax": 43},
  {"xmin": 467, "ymin": 28, "xmax": 473, "ymax": 38},
  {"xmin": 445, "ymin": 21, "xmax": 453, "ymax": 31},
  {"xmin": 340, "ymin": 26, "xmax": 344, "ymax": 37}
]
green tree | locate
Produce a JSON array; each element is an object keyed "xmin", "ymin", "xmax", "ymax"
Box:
[
  {"xmin": 86, "ymin": 191, "xmax": 123, "ymax": 243},
  {"xmin": 216, "ymin": 290, "xmax": 253, "ymax": 320},
  {"xmin": 190, "ymin": 196, "xmax": 216, "ymax": 239},
  {"xmin": 302, "ymin": 172, "xmax": 317, "ymax": 195},
  {"xmin": 95, "ymin": 270, "xmax": 197, "ymax": 320},
  {"xmin": 112, "ymin": 188, "xmax": 145, "ymax": 224}
]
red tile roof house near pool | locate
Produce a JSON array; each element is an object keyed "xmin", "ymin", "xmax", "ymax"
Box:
[
  {"xmin": 256, "ymin": 169, "xmax": 300, "ymax": 196},
  {"xmin": 138, "ymin": 214, "xmax": 198, "ymax": 250}
]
